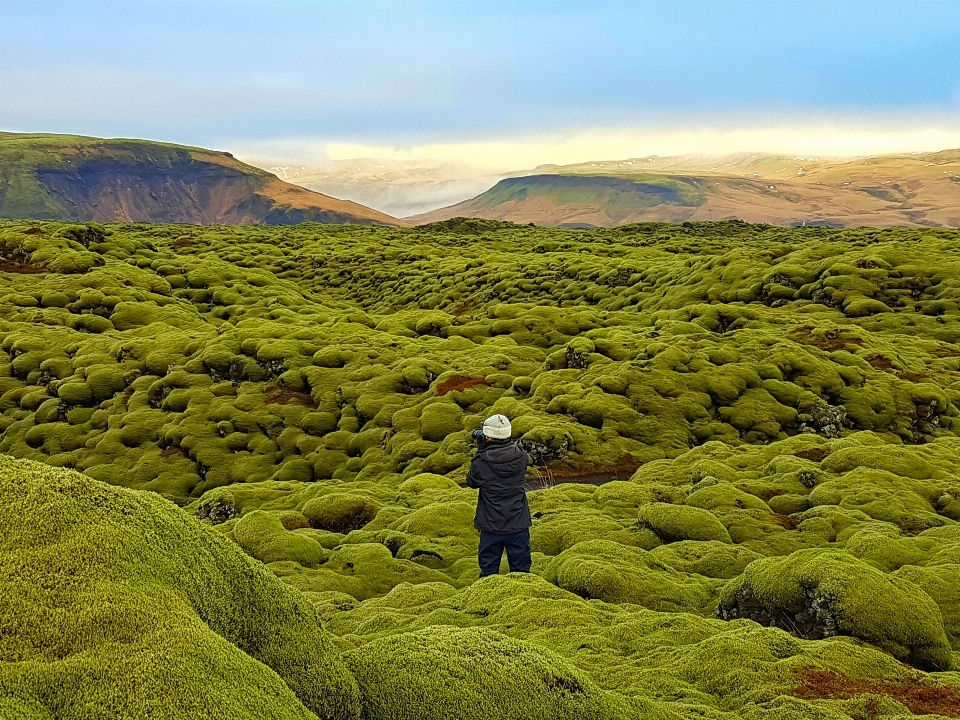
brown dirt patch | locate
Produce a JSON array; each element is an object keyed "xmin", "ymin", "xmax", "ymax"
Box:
[
  {"xmin": 160, "ymin": 446, "xmax": 186, "ymax": 459},
  {"xmin": 436, "ymin": 375, "xmax": 489, "ymax": 395},
  {"xmin": 264, "ymin": 385, "xmax": 316, "ymax": 408},
  {"xmin": 172, "ymin": 237, "xmax": 197, "ymax": 248},
  {"xmin": 772, "ymin": 513, "xmax": 801, "ymax": 530},
  {"xmin": 527, "ymin": 455, "xmax": 642, "ymax": 488},
  {"xmin": 793, "ymin": 448, "xmax": 832, "ymax": 463},
  {"xmin": 897, "ymin": 370, "xmax": 932, "ymax": 383},
  {"xmin": 544, "ymin": 454, "xmax": 642, "ymax": 480},
  {"xmin": 790, "ymin": 326, "xmax": 865, "ymax": 352},
  {"xmin": 865, "ymin": 355, "xmax": 931, "ymax": 382},
  {"xmin": 866, "ymin": 354, "xmax": 894, "ymax": 371},
  {"xmin": 0, "ymin": 259, "xmax": 46, "ymax": 274},
  {"xmin": 280, "ymin": 513, "xmax": 311, "ymax": 530},
  {"xmin": 793, "ymin": 667, "xmax": 960, "ymax": 717}
]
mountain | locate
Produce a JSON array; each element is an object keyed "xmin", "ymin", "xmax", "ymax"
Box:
[
  {"xmin": 408, "ymin": 150, "xmax": 960, "ymax": 227},
  {"xmin": 0, "ymin": 132, "xmax": 400, "ymax": 226}
]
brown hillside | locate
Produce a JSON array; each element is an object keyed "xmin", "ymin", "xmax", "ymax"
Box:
[{"xmin": 409, "ymin": 150, "xmax": 960, "ymax": 227}]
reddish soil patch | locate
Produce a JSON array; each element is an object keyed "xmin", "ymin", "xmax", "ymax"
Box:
[
  {"xmin": 793, "ymin": 448, "xmax": 832, "ymax": 463},
  {"xmin": 866, "ymin": 355, "xmax": 931, "ymax": 382},
  {"xmin": 545, "ymin": 454, "xmax": 642, "ymax": 480},
  {"xmin": 527, "ymin": 455, "xmax": 642, "ymax": 488},
  {"xmin": 0, "ymin": 259, "xmax": 46, "ymax": 274},
  {"xmin": 452, "ymin": 302, "xmax": 476, "ymax": 316},
  {"xmin": 172, "ymin": 238, "xmax": 197, "ymax": 248},
  {"xmin": 280, "ymin": 513, "xmax": 311, "ymax": 530},
  {"xmin": 790, "ymin": 326, "xmax": 865, "ymax": 352},
  {"xmin": 866, "ymin": 354, "xmax": 894, "ymax": 371},
  {"xmin": 436, "ymin": 375, "xmax": 489, "ymax": 395},
  {"xmin": 772, "ymin": 513, "xmax": 801, "ymax": 530},
  {"xmin": 793, "ymin": 667, "xmax": 960, "ymax": 717},
  {"xmin": 264, "ymin": 385, "xmax": 316, "ymax": 408},
  {"xmin": 160, "ymin": 446, "xmax": 186, "ymax": 459}
]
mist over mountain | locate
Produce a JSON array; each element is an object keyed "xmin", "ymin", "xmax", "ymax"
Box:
[{"xmin": 266, "ymin": 159, "xmax": 516, "ymax": 218}]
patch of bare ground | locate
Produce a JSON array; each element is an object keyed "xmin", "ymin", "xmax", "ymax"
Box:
[
  {"xmin": 772, "ymin": 513, "xmax": 801, "ymax": 530},
  {"xmin": 793, "ymin": 667, "xmax": 960, "ymax": 717},
  {"xmin": 435, "ymin": 375, "xmax": 489, "ymax": 395},
  {"xmin": 264, "ymin": 385, "xmax": 316, "ymax": 408},
  {"xmin": 528, "ymin": 455, "xmax": 642, "ymax": 488},
  {"xmin": 790, "ymin": 326, "xmax": 865, "ymax": 352},
  {"xmin": 793, "ymin": 448, "xmax": 832, "ymax": 463}
]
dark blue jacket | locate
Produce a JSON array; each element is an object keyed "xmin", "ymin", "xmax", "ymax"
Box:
[{"xmin": 466, "ymin": 439, "xmax": 531, "ymax": 534}]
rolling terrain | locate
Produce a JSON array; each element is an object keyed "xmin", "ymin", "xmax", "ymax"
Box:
[
  {"xmin": 0, "ymin": 132, "xmax": 400, "ymax": 226},
  {"xmin": 4, "ymin": 219, "xmax": 960, "ymax": 717},
  {"xmin": 409, "ymin": 150, "xmax": 960, "ymax": 227}
]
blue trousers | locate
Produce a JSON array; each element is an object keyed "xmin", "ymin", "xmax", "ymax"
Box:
[{"xmin": 478, "ymin": 529, "xmax": 531, "ymax": 577}]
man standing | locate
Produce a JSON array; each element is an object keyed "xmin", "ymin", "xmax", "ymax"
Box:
[{"xmin": 466, "ymin": 414, "xmax": 531, "ymax": 577}]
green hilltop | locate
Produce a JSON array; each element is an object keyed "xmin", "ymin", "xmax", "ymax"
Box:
[
  {"xmin": 4, "ymin": 217, "xmax": 960, "ymax": 717},
  {"xmin": 0, "ymin": 132, "xmax": 399, "ymax": 226}
]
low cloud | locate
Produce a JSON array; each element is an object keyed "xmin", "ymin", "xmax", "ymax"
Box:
[{"xmin": 232, "ymin": 119, "xmax": 960, "ymax": 172}]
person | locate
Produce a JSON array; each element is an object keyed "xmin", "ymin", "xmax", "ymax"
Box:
[{"xmin": 466, "ymin": 414, "xmax": 531, "ymax": 577}]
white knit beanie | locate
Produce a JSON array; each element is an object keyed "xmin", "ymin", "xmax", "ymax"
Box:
[{"xmin": 482, "ymin": 414, "xmax": 512, "ymax": 440}]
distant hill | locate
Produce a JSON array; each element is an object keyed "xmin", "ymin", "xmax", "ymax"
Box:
[
  {"xmin": 408, "ymin": 150, "xmax": 960, "ymax": 227},
  {"xmin": 0, "ymin": 132, "xmax": 400, "ymax": 226}
]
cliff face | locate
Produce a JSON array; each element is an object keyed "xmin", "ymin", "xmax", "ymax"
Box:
[{"xmin": 0, "ymin": 133, "xmax": 400, "ymax": 226}]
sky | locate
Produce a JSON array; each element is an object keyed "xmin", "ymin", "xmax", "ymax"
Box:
[{"xmin": 2, "ymin": 0, "xmax": 960, "ymax": 169}]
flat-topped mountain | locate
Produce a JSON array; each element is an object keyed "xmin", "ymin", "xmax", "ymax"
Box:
[
  {"xmin": 0, "ymin": 132, "xmax": 400, "ymax": 226},
  {"xmin": 408, "ymin": 150, "xmax": 960, "ymax": 227}
]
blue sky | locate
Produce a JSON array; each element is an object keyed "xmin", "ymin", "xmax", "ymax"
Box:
[{"xmin": 2, "ymin": 0, "xmax": 959, "ymax": 165}]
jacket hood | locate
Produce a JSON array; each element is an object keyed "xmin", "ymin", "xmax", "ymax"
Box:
[{"xmin": 479, "ymin": 440, "xmax": 527, "ymax": 478}]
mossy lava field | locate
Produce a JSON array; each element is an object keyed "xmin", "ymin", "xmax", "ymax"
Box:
[{"xmin": 5, "ymin": 217, "xmax": 960, "ymax": 719}]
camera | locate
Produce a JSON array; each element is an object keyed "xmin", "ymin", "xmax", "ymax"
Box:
[{"xmin": 471, "ymin": 429, "xmax": 486, "ymax": 444}]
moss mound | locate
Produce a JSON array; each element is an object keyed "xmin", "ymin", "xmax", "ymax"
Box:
[
  {"xmin": 5, "ymin": 220, "xmax": 960, "ymax": 716},
  {"xmin": 718, "ymin": 549, "xmax": 952, "ymax": 671},
  {"xmin": 638, "ymin": 502, "xmax": 733, "ymax": 543},
  {"xmin": 543, "ymin": 539, "xmax": 718, "ymax": 612},
  {"xmin": 0, "ymin": 455, "xmax": 360, "ymax": 719},
  {"xmin": 346, "ymin": 625, "xmax": 617, "ymax": 720}
]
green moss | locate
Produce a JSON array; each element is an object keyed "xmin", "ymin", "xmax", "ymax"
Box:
[
  {"xmin": 544, "ymin": 539, "xmax": 718, "ymax": 612},
  {"xmin": 347, "ymin": 625, "xmax": 619, "ymax": 720},
  {"xmin": 649, "ymin": 541, "xmax": 764, "ymax": 579},
  {"xmin": 637, "ymin": 502, "xmax": 732, "ymax": 543},
  {"xmin": 302, "ymin": 492, "xmax": 382, "ymax": 533},
  {"xmin": 718, "ymin": 549, "xmax": 952, "ymax": 671},
  {"xmin": 0, "ymin": 454, "xmax": 360, "ymax": 719},
  {"xmin": 6, "ymin": 219, "xmax": 960, "ymax": 714},
  {"xmin": 233, "ymin": 510, "xmax": 326, "ymax": 567}
]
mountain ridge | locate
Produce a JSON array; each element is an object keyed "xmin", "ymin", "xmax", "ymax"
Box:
[
  {"xmin": 0, "ymin": 132, "xmax": 401, "ymax": 226},
  {"xmin": 408, "ymin": 149, "xmax": 960, "ymax": 227}
]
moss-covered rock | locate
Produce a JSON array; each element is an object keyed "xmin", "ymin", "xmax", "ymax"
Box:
[
  {"xmin": 0, "ymin": 455, "xmax": 360, "ymax": 719},
  {"xmin": 347, "ymin": 625, "xmax": 618, "ymax": 720},
  {"xmin": 543, "ymin": 539, "xmax": 718, "ymax": 612},
  {"xmin": 717, "ymin": 549, "xmax": 952, "ymax": 671},
  {"xmin": 637, "ymin": 502, "xmax": 733, "ymax": 543}
]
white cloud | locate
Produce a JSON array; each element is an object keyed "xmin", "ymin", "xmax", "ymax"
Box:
[{"xmin": 231, "ymin": 119, "xmax": 960, "ymax": 172}]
